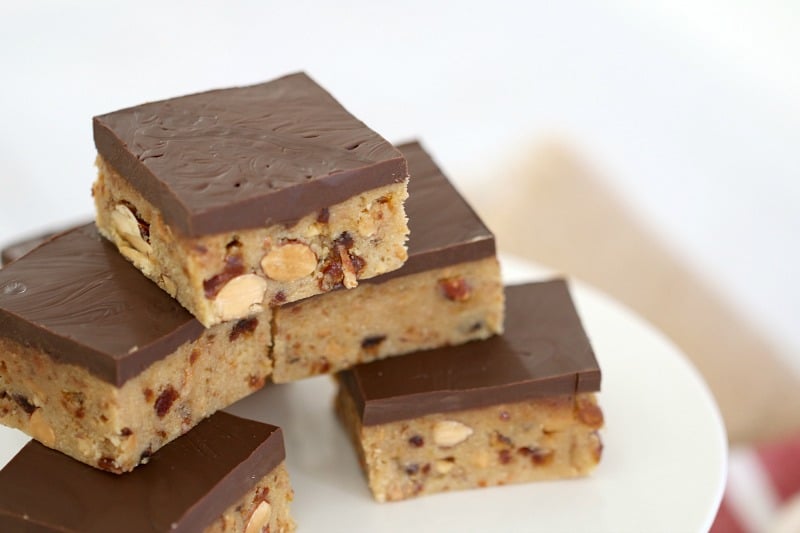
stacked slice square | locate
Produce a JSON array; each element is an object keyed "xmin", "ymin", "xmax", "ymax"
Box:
[{"xmin": 92, "ymin": 72, "xmax": 410, "ymax": 327}]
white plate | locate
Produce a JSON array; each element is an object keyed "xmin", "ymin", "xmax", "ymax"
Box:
[{"xmin": 0, "ymin": 256, "xmax": 727, "ymax": 532}]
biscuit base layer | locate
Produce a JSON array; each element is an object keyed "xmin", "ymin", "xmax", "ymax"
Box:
[
  {"xmin": 208, "ymin": 462, "xmax": 296, "ymax": 533},
  {"xmin": 336, "ymin": 386, "xmax": 604, "ymax": 502},
  {"xmin": 93, "ymin": 157, "xmax": 409, "ymax": 327},
  {"xmin": 0, "ymin": 314, "xmax": 271, "ymax": 473},
  {"xmin": 272, "ymin": 257, "xmax": 504, "ymax": 382}
]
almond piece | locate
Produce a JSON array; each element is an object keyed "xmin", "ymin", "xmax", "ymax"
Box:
[
  {"xmin": 433, "ymin": 420, "xmax": 474, "ymax": 447},
  {"xmin": 260, "ymin": 243, "xmax": 317, "ymax": 282},
  {"xmin": 160, "ymin": 274, "xmax": 177, "ymax": 297},
  {"xmin": 212, "ymin": 274, "xmax": 267, "ymax": 322},
  {"xmin": 118, "ymin": 246, "xmax": 156, "ymax": 277},
  {"xmin": 29, "ymin": 410, "xmax": 56, "ymax": 447},
  {"xmin": 111, "ymin": 204, "xmax": 151, "ymax": 254},
  {"xmin": 434, "ymin": 459, "xmax": 455, "ymax": 474},
  {"xmin": 245, "ymin": 501, "xmax": 272, "ymax": 533}
]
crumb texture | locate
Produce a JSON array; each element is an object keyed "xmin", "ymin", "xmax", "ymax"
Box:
[
  {"xmin": 94, "ymin": 156, "xmax": 409, "ymax": 327},
  {"xmin": 207, "ymin": 462, "xmax": 296, "ymax": 533},
  {"xmin": 336, "ymin": 386, "xmax": 604, "ymax": 502},
  {"xmin": 0, "ymin": 313, "xmax": 271, "ymax": 473},
  {"xmin": 271, "ymin": 257, "xmax": 504, "ymax": 382}
]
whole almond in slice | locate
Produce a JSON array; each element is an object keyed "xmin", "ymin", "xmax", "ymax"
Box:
[
  {"xmin": 244, "ymin": 501, "xmax": 272, "ymax": 533},
  {"xmin": 261, "ymin": 243, "xmax": 317, "ymax": 282},
  {"xmin": 433, "ymin": 420, "xmax": 473, "ymax": 447},
  {"xmin": 111, "ymin": 204, "xmax": 151, "ymax": 254},
  {"xmin": 212, "ymin": 274, "xmax": 267, "ymax": 322}
]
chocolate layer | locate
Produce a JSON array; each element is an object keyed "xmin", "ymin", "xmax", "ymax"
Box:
[
  {"xmin": 368, "ymin": 141, "xmax": 495, "ymax": 283},
  {"xmin": 339, "ymin": 280, "xmax": 601, "ymax": 425},
  {"xmin": 0, "ymin": 231, "xmax": 56, "ymax": 266},
  {"xmin": 0, "ymin": 412, "xmax": 284, "ymax": 532},
  {"xmin": 94, "ymin": 72, "xmax": 408, "ymax": 237},
  {"xmin": 0, "ymin": 224, "xmax": 203, "ymax": 386},
  {"xmin": 2, "ymin": 141, "xmax": 492, "ymax": 279}
]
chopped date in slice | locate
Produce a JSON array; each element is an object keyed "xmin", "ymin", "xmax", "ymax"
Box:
[
  {"xmin": 518, "ymin": 446, "xmax": 554, "ymax": 466},
  {"xmin": 154, "ymin": 386, "xmax": 179, "ymax": 418},
  {"xmin": 361, "ymin": 335, "xmax": 387, "ymax": 350},
  {"xmin": 408, "ymin": 435, "xmax": 425, "ymax": 448},
  {"xmin": 499, "ymin": 449, "xmax": 513, "ymax": 464},
  {"xmin": 319, "ymin": 260, "xmax": 344, "ymax": 291},
  {"xmin": 229, "ymin": 317, "xmax": 259, "ymax": 341},
  {"xmin": 318, "ymin": 231, "xmax": 366, "ymax": 290},
  {"xmin": 12, "ymin": 393, "xmax": 36, "ymax": 415},
  {"xmin": 438, "ymin": 277, "xmax": 471, "ymax": 302}
]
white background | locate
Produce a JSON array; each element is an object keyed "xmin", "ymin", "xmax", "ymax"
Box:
[{"xmin": 1, "ymin": 1, "xmax": 798, "ymax": 370}]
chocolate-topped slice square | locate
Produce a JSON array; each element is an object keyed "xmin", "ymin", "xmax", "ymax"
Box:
[
  {"xmin": 271, "ymin": 140, "xmax": 504, "ymax": 382},
  {"xmin": 0, "ymin": 224, "xmax": 272, "ymax": 473},
  {"xmin": 335, "ymin": 280, "xmax": 604, "ymax": 501},
  {"xmin": 93, "ymin": 72, "xmax": 409, "ymax": 327},
  {"xmin": 0, "ymin": 412, "xmax": 295, "ymax": 532}
]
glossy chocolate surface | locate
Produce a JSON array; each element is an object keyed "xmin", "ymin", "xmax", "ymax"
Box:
[
  {"xmin": 339, "ymin": 280, "xmax": 601, "ymax": 425},
  {"xmin": 370, "ymin": 141, "xmax": 495, "ymax": 283},
  {"xmin": 0, "ymin": 412, "xmax": 284, "ymax": 532},
  {"xmin": 0, "ymin": 231, "xmax": 57, "ymax": 266},
  {"xmin": 0, "ymin": 224, "xmax": 203, "ymax": 386},
  {"xmin": 94, "ymin": 72, "xmax": 408, "ymax": 237}
]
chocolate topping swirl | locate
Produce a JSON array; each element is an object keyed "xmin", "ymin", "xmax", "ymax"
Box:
[{"xmin": 94, "ymin": 72, "xmax": 408, "ymax": 237}]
